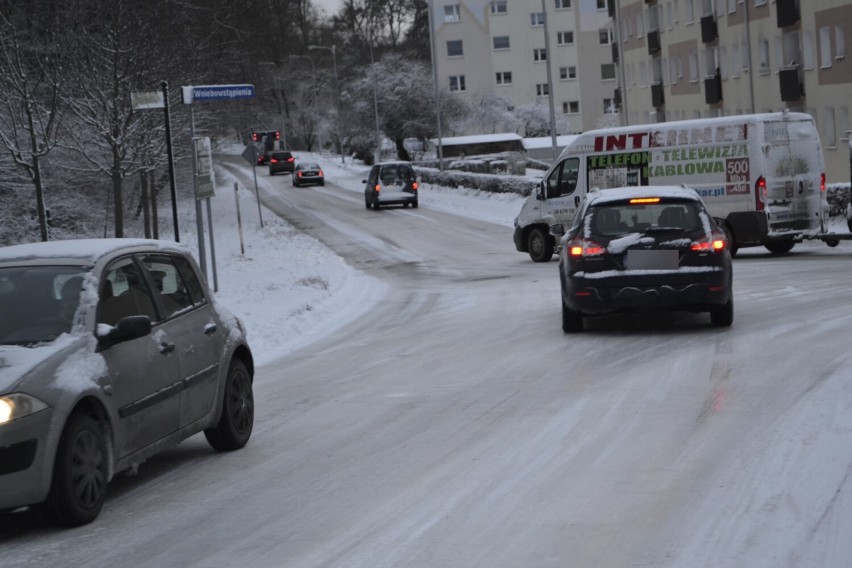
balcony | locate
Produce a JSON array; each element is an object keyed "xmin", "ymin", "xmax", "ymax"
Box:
[
  {"xmin": 704, "ymin": 72, "xmax": 722, "ymax": 104},
  {"xmin": 611, "ymin": 42, "xmax": 619, "ymax": 63},
  {"xmin": 777, "ymin": 0, "xmax": 800, "ymax": 28},
  {"xmin": 647, "ymin": 30, "xmax": 661, "ymax": 55},
  {"xmin": 651, "ymin": 82, "xmax": 665, "ymax": 108},
  {"xmin": 700, "ymin": 15, "xmax": 718, "ymax": 43},
  {"xmin": 779, "ymin": 67, "xmax": 804, "ymax": 101}
]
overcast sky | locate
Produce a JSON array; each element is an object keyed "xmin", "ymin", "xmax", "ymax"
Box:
[{"xmin": 314, "ymin": 0, "xmax": 343, "ymax": 16}]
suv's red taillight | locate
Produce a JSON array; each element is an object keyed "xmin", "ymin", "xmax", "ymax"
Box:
[
  {"xmin": 567, "ymin": 238, "xmax": 605, "ymax": 257},
  {"xmin": 691, "ymin": 230, "xmax": 727, "ymax": 252},
  {"xmin": 821, "ymin": 172, "xmax": 826, "ymax": 192},
  {"xmin": 412, "ymin": 181, "xmax": 418, "ymax": 191}
]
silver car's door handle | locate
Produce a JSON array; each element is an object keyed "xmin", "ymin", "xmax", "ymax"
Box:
[
  {"xmin": 159, "ymin": 342, "xmax": 175, "ymax": 354},
  {"xmin": 204, "ymin": 323, "xmax": 218, "ymax": 335}
]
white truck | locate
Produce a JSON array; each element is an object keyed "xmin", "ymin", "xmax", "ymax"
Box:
[{"xmin": 513, "ymin": 111, "xmax": 833, "ymax": 261}]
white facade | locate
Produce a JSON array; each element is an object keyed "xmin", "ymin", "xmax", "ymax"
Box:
[
  {"xmin": 613, "ymin": 0, "xmax": 852, "ymax": 183},
  {"xmin": 431, "ymin": 0, "xmax": 619, "ymax": 134}
]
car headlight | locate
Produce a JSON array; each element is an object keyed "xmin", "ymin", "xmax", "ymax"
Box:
[{"xmin": 0, "ymin": 394, "xmax": 49, "ymax": 425}]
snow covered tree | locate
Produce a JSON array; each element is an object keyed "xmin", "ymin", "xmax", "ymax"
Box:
[{"xmin": 0, "ymin": 13, "xmax": 63, "ymax": 241}]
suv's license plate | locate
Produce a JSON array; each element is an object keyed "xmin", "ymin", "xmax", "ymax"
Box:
[{"xmin": 627, "ymin": 249, "xmax": 679, "ymax": 270}]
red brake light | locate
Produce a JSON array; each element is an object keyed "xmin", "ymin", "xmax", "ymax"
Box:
[
  {"xmin": 820, "ymin": 172, "xmax": 826, "ymax": 192},
  {"xmin": 567, "ymin": 238, "xmax": 605, "ymax": 257},
  {"xmin": 629, "ymin": 197, "xmax": 660, "ymax": 204},
  {"xmin": 287, "ymin": 157, "xmax": 294, "ymax": 162},
  {"xmin": 374, "ymin": 184, "xmax": 381, "ymax": 192},
  {"xmin": 412, "ymin": 181, "xmax": 418, "ymax": 190},
  {"xmin": 691, "ymin": 230, "xmax": 727, "ymax": 252},
  {"xmin": 755, "ymin": 176, "xmax": 766, "ymax": 211},
  {"xmin": 270, "ymin": 158, "xmax": 278, "ymax": 163}
]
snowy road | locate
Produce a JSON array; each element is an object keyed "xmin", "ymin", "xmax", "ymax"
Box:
[{"xmin": 4, "ymin": 159, "xmax": 852, "ymax": 567}]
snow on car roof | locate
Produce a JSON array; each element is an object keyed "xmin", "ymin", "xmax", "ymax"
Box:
[
  {"xmin": 587, "ymin": 185, "xmax": 702, "ymax": 205},
  {"xmin": 0, "ymin": 238, "xmax": 187, "ymax": 265}
]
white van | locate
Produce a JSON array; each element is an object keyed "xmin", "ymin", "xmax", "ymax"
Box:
[{"xmin": 513, "ymin": 111, "xmax": 829, "ymax": 261}]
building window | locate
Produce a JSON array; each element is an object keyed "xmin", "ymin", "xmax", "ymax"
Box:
[
  {"xmin": 836, "ymin": 25, "xmax": 846, "ymax": 59},
  {"xmin": 596, "ymin": 0, "xmax": 607, "ymax": 10},
  {"xmin": 444, "ymin": 4, "xmax": 460, "ymax": 22},
  {"xmin": 559, "ymin": 65, "xmax": 577, "ymax": 79},
  {"xmin": 599, "ymin": 29, "xmax": 612, "ymax": 45},
  {"xmin": 820, "ymin": 26, "xmax": 832, "ymax": 68},
  {"xmin": 496, "ymin": 71, "xmax": 513, "ymax": 85},
  {"xmin": 670, "ymin": 57, "xmax": 678, "ymax": 84},
  {"xmin": 562, "ymin": 101, "xmax": 580, "ymax": 113},
  {"xmin": 534, "ymin": 48, "xmax": 547, "ymax": 61},
  {"xmin": 536, "ymin": 83, "xmax": 550, "ymax": 96},
  {"xmin": 447, "ymin": 40, "xmax": 463, "ymax": 57},
  {"xmin": 531, "ymin": 12, "xmax": 545, "ymax": 26},
  {"xmin": 825, "ymin": 107, "xmax": 837, "ymax": 148},
  {"xmin": 601, "ymin": 63, "xmax": 616, "ymax": 80},
  {"xmin": 727, "ymin": 0, "xmax": 736, "ymax": 13},
  {"xmin": 636, "ymin": 13, "xmax": 644, "ymax": 37},
  {"xmin": 685, "ymin": 0, "xmax": 694, "ymax": 23},
  {"xmin": 449, "ymin": 75, "xmax": 466, "ymax": 91},
  {"xmin": 493, "ymin": 36, "xmax": 510, "ymax": 50},
  {"xmin": 555, "ymin": 0, "xmax": 571, "ymax": 8},
  {"xmin": 603, "ymin": 98, "xmax": 617, "ymax": 113},
  {"xmin": 490, "ymin": 1, "xmax": 507, "ymax": 14},
  {"xmin": 689, "ymin": 50, "xmax": 699, "ymax": 82},
  {"xmin": 759, "ymin": 38, "xmax": 770, "ymax": 73},
  {"xmin": 557, "ymin": 31, "xmax": 574, "ymax": 45},
  {"xmin": 840, "ymin": 106, "xmax": 849, "ymax": 140}
]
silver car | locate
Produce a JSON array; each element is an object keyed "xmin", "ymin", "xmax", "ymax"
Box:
[{"xmin": 0, "ymin": 239, "xmax": 254, "ymax": 526}]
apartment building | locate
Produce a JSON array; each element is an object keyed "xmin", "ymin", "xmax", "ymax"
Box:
[
  {"xmin": 430, "ymin": 0, "xmax": 618, "ymax": 135},
  {"xmin": 612, "ymin": 0, "xmax": 852, "ymax": 182}
]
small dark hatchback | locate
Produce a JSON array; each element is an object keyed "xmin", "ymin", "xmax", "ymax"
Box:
[
  {"xmin": 551, "ymin": 186, "xmax": 733, "ymax": 332},
  {"xmin": 268, "ymin": 151, "xmax": 296, "ymax": 175}
]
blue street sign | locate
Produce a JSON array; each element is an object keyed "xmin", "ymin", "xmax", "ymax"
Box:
[{"xmin": 190, "ymin": 84, "xmax": 255, "ymax": 102}]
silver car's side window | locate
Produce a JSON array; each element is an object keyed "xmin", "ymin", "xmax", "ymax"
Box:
[
  {"xmin": 97, "ymin": 257, "xmax": 157, "ymax": 326},
  {"xmin": 139, "ymin": 254, "xmax": 198, "ymax": 320}
]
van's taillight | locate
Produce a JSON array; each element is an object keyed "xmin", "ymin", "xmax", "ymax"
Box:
[
  {"xmin": 755, "ymin": 176, "xmax": 766, "ymax": 211},
  {"xmin": 567, "ymin": 238, "xmax": 605, "ymax": 257},
  {"xmin": 820, "ymin": 172, "xmax": 826, "ymax": 192},
  {"xmin": 412, "ymin": 181, "xmax": 418, "ymax": 191},
  {"xmin": 374, "ymin": 184, "xmax": 381, "ymax": 192}
]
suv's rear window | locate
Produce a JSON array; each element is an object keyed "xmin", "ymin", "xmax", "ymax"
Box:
[
  {"xmin": 590, "ymin": 200, "xmax": 703, "ymax": 237},
  {"xmin": 273, "ymin": 152, "xmax": 292, "ymax": 159}
]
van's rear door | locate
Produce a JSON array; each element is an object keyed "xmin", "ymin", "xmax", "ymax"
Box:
[{"xmin": 763, "ymin": 117, "xmax": 824, "ymax": 235}]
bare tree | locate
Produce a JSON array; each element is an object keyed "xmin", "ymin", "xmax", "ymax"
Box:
[{"xmin": 0, "ymin": 14, "xmax": 63, "ymax": 241}]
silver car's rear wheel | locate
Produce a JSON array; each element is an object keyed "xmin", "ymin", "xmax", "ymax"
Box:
[{"xmin": 205, "ymin": 359, "xmax": 254, "ymax": 451}]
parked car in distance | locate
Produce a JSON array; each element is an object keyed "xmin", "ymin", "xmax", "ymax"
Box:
[
  {"xmin": 363, "ymin": 161, "xmax": 418, "ymax": 210},
  {"xmin": 0, "ymin": 239, "xmax": 255, "ymax": 526},
  {"xmin": 551, "ymin": 186, "xmax": 733, "ymax": 332},
  {"xmin": 256, "ymin": 150, "xmax": 273, "ymax": 166},
  {"xmin": 292, "ymin": 162, "xmax": 324, "ymax": 187},
  {"xmin": 268, "ymin": 151, "xmax": 296, "ymax": 175}
]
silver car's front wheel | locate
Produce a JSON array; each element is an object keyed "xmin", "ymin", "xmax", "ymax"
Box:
[{"xmin": 46, "ymin": 412, "xmax": 108, "ymax": 526}]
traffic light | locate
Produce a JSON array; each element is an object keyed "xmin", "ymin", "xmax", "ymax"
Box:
[
  {"xmin": 274, "ymin": 130, "xmax": 280, "ymax": 140},
  {"xmin": 252, "ymin": 132, "xmax": 260, "ymax": 141}
]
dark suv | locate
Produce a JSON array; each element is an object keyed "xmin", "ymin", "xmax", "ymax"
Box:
[
  {"xmin": 268, "ymin": 151, "xmax": 296, "ymax": 175},
  {"xmin": 551, "ymin": 186, "xmax": 733, "ymax": 332},
  {"xmin": 363, "ymin": 161, "xmax": 418, "ymax": 210}
]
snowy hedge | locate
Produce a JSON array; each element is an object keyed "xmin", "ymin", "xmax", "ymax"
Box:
[{"xmin": 415, "ymin": 166, "xmax": 538, "ymax": 197}]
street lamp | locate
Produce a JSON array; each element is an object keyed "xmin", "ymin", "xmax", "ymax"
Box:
[
  {"xmin": 289, "ymin": 54, "xmax": 323, "ymax": 154},
  {"xmin": 308, "ymin": 44, "xmax": 345, "ymax": 163}
]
